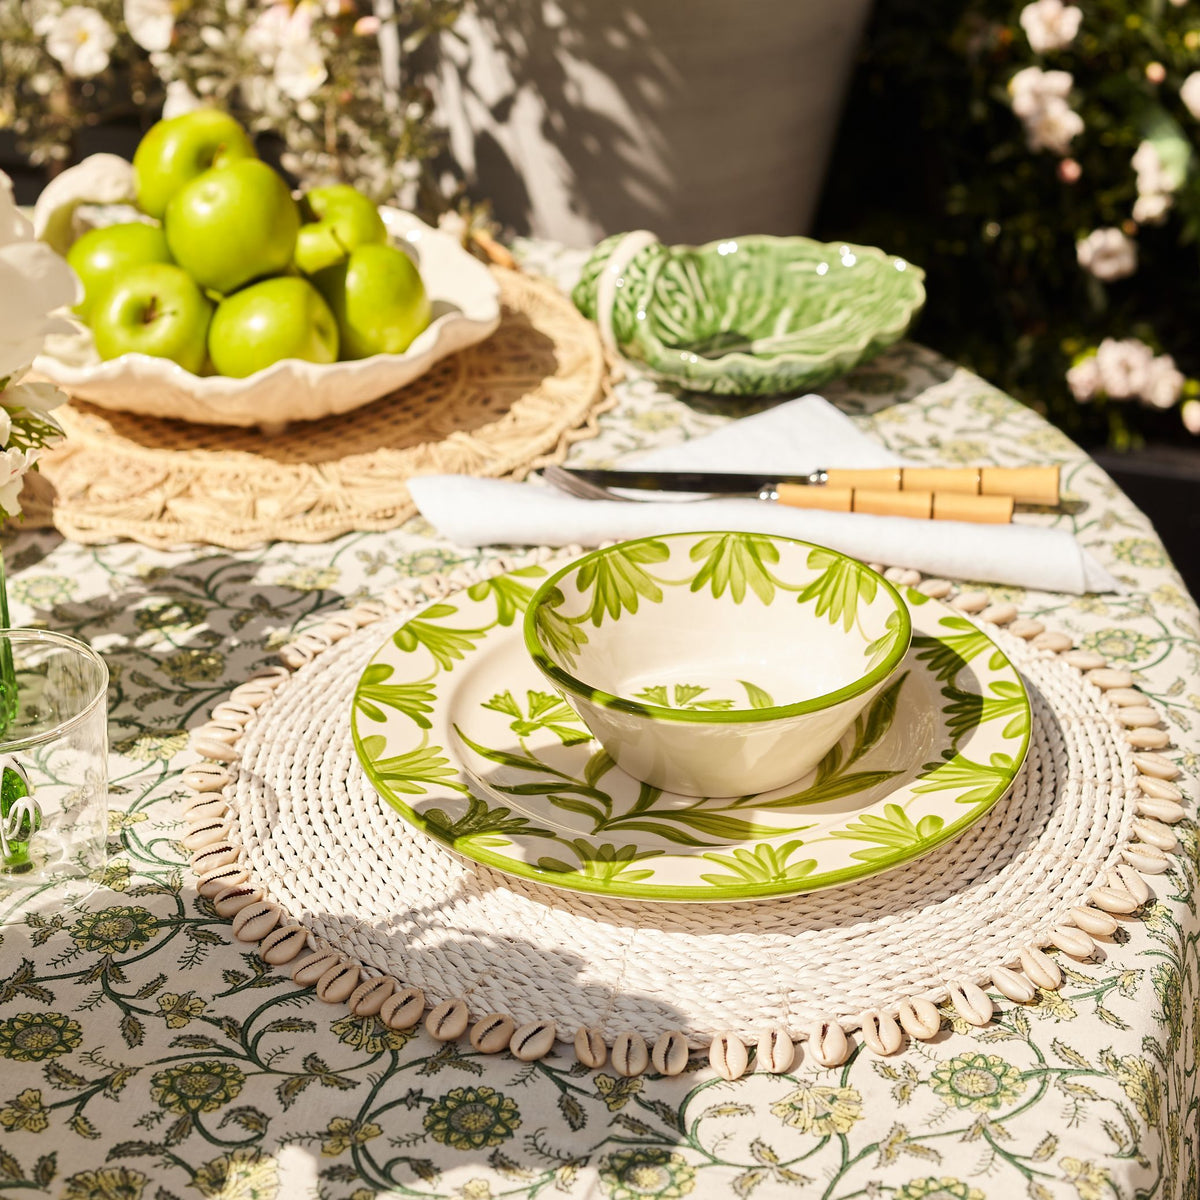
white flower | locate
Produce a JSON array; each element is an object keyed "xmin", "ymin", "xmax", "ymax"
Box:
[
  {"xmin": 275, "ymin": 39, "xmax": 327, "ymax": 100},
  {"xmin": 1076, "ymin": 227, "xmax": 1137, "ymax": 282},
  {"xmin": 1019, "ymin": 0, "xmax": 1082, "ymax": 53},
  {"xmin": 1009, "ymin": 66, "xmax": 1072, "ymax": 116},
  {"xmin": 1141, "ymin": 355, "xmax": 1185, "ymax": 409},
  {"xmin": 0, "ymin": 174, "xmax": 34, "ymax": 245},
  {"xmin": 1024, "ymin": 99, "xmax": 1083, "ymax": 154},
  {"xmin": 244, "ymin": 3, "xmax": 293, "ymax": 64},
  {"xmin": 1180, "ymin": 72, "xmax": 1200, "ymax": 121},
  {"xmin": 0, "ymin": 241, "xmax": 80, "ymax": 380},
  {"xmin": 1182, "ymin": 400, "xmax": 1200, "ymax": 435},
  {"xmin": 1009, "ymin": 68, "xmax": 1082, "ymax": 154},
  {"xmin": 1133, "ymin": 192, "xmax": 1173, "ymax": 225},
  {"xmin": 43, "ymin": 6, "xmax": 116, "ymax": 77},
  {"xmin": 124, "ymin": 0, "xmax": 173, "ymax": 51},
  {"xmin": 0, "ymin": 448, "xmax": 37, "ymax": 518},
  {"xmin": 1066, "ymin": 356, "xmax": 1100, "ymax": 403},
  {"xmin": 3, "ymin": 380, "xmax": 67, "ymax": 415},
  {"xmin": 1094, "ymin": 338, "xmax": 1154, "ymax": 399},
  {"xmin": 162, "ymin": 79, "xmax": 203, "ymax": 120}
]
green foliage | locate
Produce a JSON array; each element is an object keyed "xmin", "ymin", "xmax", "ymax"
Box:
[{"xmin": 817, "ymin": 0, "xmax": 1200, "ymax": 447}]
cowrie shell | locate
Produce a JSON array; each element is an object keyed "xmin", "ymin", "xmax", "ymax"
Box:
[
  {"xmin": 381, "ymin": 987, "xmax": 425, "ymax": 1030},
  {"xmin": 709, "ymin": 1032, "xmax": 749, "ymax": 1080},
  {"xmin": 1008, "ymin": 618, "xmax": 1045, "ymax": 639},
  {"xmin": 612, "ymin": 1031, "xmax": 649, "ymax": 1078},
  {"xmin": 1138, "ymin": 775, "xmax": 1183, "ymax": 802},
  {"xmin": 951, "ymin": 590, "xmax": 989, "ymax": 613},
  {"xmin": 471, "ymin": 1013, "xmax": 516, "ymax": 1054},
  {"xmin": 426, "ymin": 999, "xmax": 470, "ymax": 1042},
  {"xmin": 183, "ymin": 795, "xmax": 228, "ymax": 822},
  {"xmin": 1069, "ymin": 905, "xmax": 1118, "ymax": 937},
  {"xmin": 1132, "ymin": 751, "xmax": 1179, "ymax": 780},
  {"xmin": 1122, "ymin": 843, "xmax": 1170, "ymax": 874},
  {"xmin": 948, "ymin": 982, "xmax": 993, "ymax": 1026},
  {"xmin": 1019, "ymin": 946, "xmax": 1061, "ymax": 991},
  {"xmin": 859, "ymin": 1011, "xmax": 903, "ymax": 1056},
  {"xmin": 316, "ymin": 961, "xmax": 360, "ymax": 1004},
  {"xmin": 807, "ymin": 1020, "xmax": 850, "ymax": 1068},
  {"xmin": 991, "ymin": 966, "xmax": 1036, "ymax": 1003},
  {"xmin": 210, "ymin": 701, "xmax": 257, "ymax": 726},
  {"xmin": 897, "ymin": 998, "xmax": 941, "ymax": 1040},
  {"xmin": 259, "ymin": 925, "xmax": 307, "ymax": 964},
  {"xmin": 1087, "ymin": 667, "xmax": 1134, "ymax": 690},
  {"xmin": 196, "ymin": 863, "xmax": 249, "ymax": 898},
  {"xmin": 574, "ymin": 1027, "xmax": 607, "ymax": 1069},
  {"xmin": 892, "ymin": 568, "xmax": 922, "ymax": 588},
  {"xmin": 1133, "ymin": 817, "xmax": 1178, "ymax": 852},
  {"xmin": 182, "ymin": 763, "xmax": 230, "ymax": 792},
  {"xmin": 190, "ymin": 737, "xmax": 237, "ymax": 761},
  {"xmin": 651, "ymin": 1031, "xmax": 689, "ymax": 1076},
  {"xmin": 190, "ymin": 843, "xmax": 239, "ymax": 872},
  {"xmin": 1088, "ymin": 885, "xmax": 1140, "ymax": 915},
  {"xmin": 1063, "ymin": 650, "xmax": 1106, "ymax": 670},
  {"xmin": 981, "ymin": 602, "xmax": 1018, "ymax": 625},
  {"xmin": 1127, "ymin": 727, "xmax": 1170, "ymax": 750},
  {"xmin": 194, "ymin": 720, "xmax": 243, "ymax": 745},
  {"xmin": 1048, "ymin": 925, "xmax": 1093, "ymax": 958},
  {"xmin": 1104, "ymin": 688, "xmax": 1144, "ymax": 707},
  {"xmin": 248, "ymin": 664, "xmax": 290, "ymax": 686},
  {"xmin": 1117, "ymin": 706, "xmax": 1162, "ymax": 729},
  {"xmin": 918, "ymin": 578, "xmax": 953, "ymax": 598},
  {"xmin": 1032, "ymin": 630, "xmax": 1072, "ymax": 653},
  {"xmin": 292, "ymin": 951, "xmax": 341, "ymax": 986},
  {"xmin": 755, "ymin": 1028, "xmax": 794, "ymax": 1074},
  {"xmin": 349, "ymin": 976, "xmax": 395, "ymax": 1017},
  {"xmin": 351, "ymin": 602, "xmax": 388, "ymax": 626},
  {"xmin": 232, "ymin": 901, "xmax": 281, "ymax": 943},
  {"xmin": 1137, "ymin": 796, "xmax": 1185, "ymax": 824},
  {"xmin": 213, "ymin": 885, "xmax": 262, "ymax": 918},
  {"xmin": 182, "ymin": 820, "xmax": 230, "ymax": 852},
  {"xmin": 1109, "ymin": 865, "xmax": 1151, "ymax": 906},
  {"xmin": 228, "ymin": 683, "xmax": 274, "ymax": 708},
  {"xmin": 510, "ymin": 1020, "xmax": 555, "ymax": 1061}
]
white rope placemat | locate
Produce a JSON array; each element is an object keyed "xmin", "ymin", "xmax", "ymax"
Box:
[{"xmin": 180, "ymin": 555, "xmax": 1185, "ymax": 1078}]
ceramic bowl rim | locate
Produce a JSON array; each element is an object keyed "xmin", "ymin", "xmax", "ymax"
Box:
[{"xmin": 523, "ymin": 531, "xmax": 912, "ymax": 726}]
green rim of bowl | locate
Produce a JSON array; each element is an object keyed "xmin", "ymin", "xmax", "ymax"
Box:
[{"xmin": 522, "ymin": 532, "xmax": 912, "ymax": 726}]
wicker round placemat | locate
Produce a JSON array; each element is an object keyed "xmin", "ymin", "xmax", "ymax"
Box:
[
  {"xmin": 181, "ymin": 557, "xmax": 1184, "ymax": 1076},
  {"xmin": 22, "ymin": 269, "xmax": 609, "ymax": 550}
]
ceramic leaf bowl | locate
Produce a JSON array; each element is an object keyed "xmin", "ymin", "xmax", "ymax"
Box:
[
  {"xmin": 523, "ymin": 531, "xmax": 912, "ymax": 797},
  {"xmin": 572, "ymin": 229, "xmax": 925, "ymax": 395},
  {"xmin": 32, "ymin": 207, "xmax": 501, "ymax": 429}
]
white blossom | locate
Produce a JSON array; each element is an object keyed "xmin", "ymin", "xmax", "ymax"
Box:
[
  {"xmin": 1076, "ymin": 227, "xmax": 1137, "ymax": 282},
  {"xmin": 161, "ymin": 79, "xmax": 203, "ymax": 120},
  {"xmin": 0, "ymin": 242, "xmax": 80, "ymax": 381},
  {"xmin": 1180, "ymin": 72, "xmax": 1200, "ymax": 121},
  {"xmin": 43, "ymin": 6, "xmax": 116, "ymax": 77},
  {"xmin": 1066, "ymin": 356, "xmax": 1100, "ymax": 403},
  {"xmin": 1019, "ymin": 0, "xmax": 1082, "ymax": 54},
  {"xmin": 274, "ymin": 39, "xmax": 327, "ymax": 101},
  {"xmin": 244, "ymin": 3, "xmax": 293, "ymax": 64},
  {"xmin": 1141, "ymin": 354, "xmax": 1185, "ymax": 409},
  {"xmin": 1182, "ymin": 399, "xmax": 1200, "ymax": 435},
  {"xmin": 1133, "ymin": 192, "xmax": 1172, "ymax": 225},
  {"xmin": 123, "ymin": 0, "xmax": 174, "ymax": 51},
  {"xmin": 1094, "ymin": 338, "xmax": 1153, "ymax": 399},
  {"xmin": 0, "ymin": 447, "xmax": 38, "ymax": 518},
  {"xmin": 1009, "ymin": 68, "xmax": 1082, "ymax": 154}
]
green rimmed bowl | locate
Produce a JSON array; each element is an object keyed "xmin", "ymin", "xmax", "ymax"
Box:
[
  {"xmin": 523, "ymin": 532, "xmax": 911, "ymax": 797},
  {"xmin": 572, "ymin": 230, "xmax": 925, "ymax": 395}
]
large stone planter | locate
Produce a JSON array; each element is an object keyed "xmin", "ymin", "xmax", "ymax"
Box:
[{"xmin": 435, "ymin": 0, "xmax": 874, "ymax": 247}]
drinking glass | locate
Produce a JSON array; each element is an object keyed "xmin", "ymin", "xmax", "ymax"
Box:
[{"xmin": 0, "ymin": 630, "xmax": 108, "ymax": 889}]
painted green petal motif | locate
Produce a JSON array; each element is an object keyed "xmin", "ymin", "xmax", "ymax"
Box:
[
  {"xmin": 352, "ymin": 566, "xmax": 1030, "ymax": 902},
  {"xmin": 572, "ymin": 232, "xmax": 926, "ymax": 395}
]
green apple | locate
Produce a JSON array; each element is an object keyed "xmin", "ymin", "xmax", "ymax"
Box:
[
  {"xmin": 66, "ymin": 222, "xmax": 173, "ymax": 322},
  {"xmin": 314, "ymin": 243, "xmax": 431, "ymax": 359},
  {"xmin": 132, "ymin": 109, "xmax": 257, "ymax": 220},
  {"xmin": 90, "ymin": 263, "xmax": 213, "ymax": 373},
  {"xmin": 294, "ymin": 184, "xmax": 388, "ymax": 275},
  {"xmin": 207, "ymin": 276, "xmax": 338, "ymax": 377},
  {"xmin": 165, "ymin": 160, "xmax": 300, "ymax": 295}
]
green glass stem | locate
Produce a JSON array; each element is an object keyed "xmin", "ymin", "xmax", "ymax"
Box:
[{"xmin": 1, "ymin": 765, "xmax": 35, "ymax": 874}]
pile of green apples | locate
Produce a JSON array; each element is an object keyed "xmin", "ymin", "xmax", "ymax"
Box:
[{"xmin": 66, "ymin": 109, "xmax": 432, "ymax": 378}]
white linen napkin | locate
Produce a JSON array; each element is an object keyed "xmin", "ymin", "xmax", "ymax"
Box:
[{"xmin": 408, "ymin": 396, "xmax": 1119, "ymax": 594}]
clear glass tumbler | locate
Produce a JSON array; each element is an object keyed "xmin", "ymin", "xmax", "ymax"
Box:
[{"xmin": 0, "ymin": 629, "xmax": 108, "ymax": 889}]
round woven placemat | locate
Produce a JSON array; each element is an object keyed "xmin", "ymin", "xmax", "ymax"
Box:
[
  {"xmin": 22, "ymin": 269, "xmax": 609, "ymax": 550},
  {"xmin": 180, "ymin": 557, "xmax": 1184, "ymax": 1072}
]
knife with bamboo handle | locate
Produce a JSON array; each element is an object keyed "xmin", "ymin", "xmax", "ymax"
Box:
[{"xmin": 554, "ymin": 468, "xmax": 1064, "ymax": 524}]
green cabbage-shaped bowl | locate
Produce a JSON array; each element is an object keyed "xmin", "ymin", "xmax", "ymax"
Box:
[{"xmin": 573, "ymin": 231, "xmax": 925, "ymax": 396}]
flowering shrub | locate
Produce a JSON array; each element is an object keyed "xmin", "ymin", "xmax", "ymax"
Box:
[
  {"xmin": 818, "ymin": 0, "xmax": 1200, "ymax": 446},
  {"xmin": 0, "ymin": 171, "xmax": 73, "ymax": 520},
  {"xmin": 0, "ymin": 0, "xmax": 461, "ymax": 209}
]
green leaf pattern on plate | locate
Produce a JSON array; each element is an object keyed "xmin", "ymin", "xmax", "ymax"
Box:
[
  {"xmin": 687, "ymin": 533, "xmax": 779, "ymax": 604},
  {"xmin": 352, "ymin": 567, "xmax": 1030, "ymax": 901}
]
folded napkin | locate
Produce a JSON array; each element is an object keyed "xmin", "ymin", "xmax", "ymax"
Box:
[{"xmin": 408, "ymin": 396, "xmax": 1119, "ymax": 594}]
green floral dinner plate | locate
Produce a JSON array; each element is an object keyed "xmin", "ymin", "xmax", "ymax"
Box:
[{"xmin": 351, "ymin": 565, "xmax": 1031, "ymax": 903}]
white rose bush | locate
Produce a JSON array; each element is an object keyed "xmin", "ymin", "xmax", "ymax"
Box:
[
  {"xmin": 0, "ymin": 171, "xmax": 74, "ymax": 523},
  {"xmin": 821, "ymin": 0, "xmax": 1200, "ymax": 447},
  {"xmin": 0, "ymin": 0, "xmax": 461, "ymax": 208}
]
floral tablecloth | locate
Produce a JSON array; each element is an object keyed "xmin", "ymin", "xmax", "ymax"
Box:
[{"xmin": 0, "ymin": 251, "xmax": 1197, "ymax": 1200}]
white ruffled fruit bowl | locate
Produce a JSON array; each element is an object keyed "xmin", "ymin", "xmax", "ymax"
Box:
[
  {"xmin": 30, "ymin": 157, "xmax": 501, "ymax": 430},
  {"xmin": 523, "ymin": 531, "xmax": 912, "ymax": 797}
]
